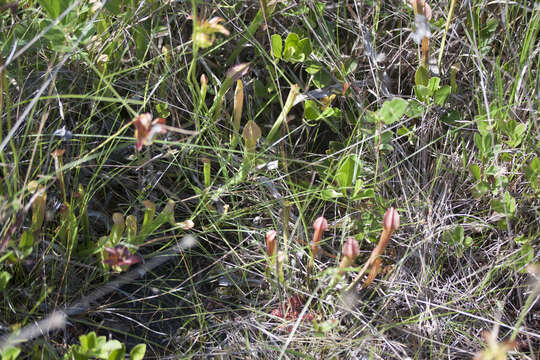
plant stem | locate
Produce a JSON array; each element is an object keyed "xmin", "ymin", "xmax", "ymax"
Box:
[{"xmin": 437, "ymin": 0, "xmax": 457, "ymax": 70}]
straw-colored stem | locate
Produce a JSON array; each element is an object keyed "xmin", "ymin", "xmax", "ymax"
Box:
[{"xmin": 437, "ymin": 0, "xmax": 458, "ymax": 70}]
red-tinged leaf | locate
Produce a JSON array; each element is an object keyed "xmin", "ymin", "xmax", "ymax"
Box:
[
  {"xmin": 270, "ymin": 295, "xmax": 315, "ymax": 323},
  {"xmin": 103, "ymin": 246, "xmax": 141, "ymax": 269}
]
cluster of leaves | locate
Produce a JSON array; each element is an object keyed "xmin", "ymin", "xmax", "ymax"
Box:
[
  {"xmin": 0, "ymin": 332, "xmax": 146, "ymax": 360},
  {"xmin": 96, "ymin": 200, "xmax": 178, "ymax": 273}
]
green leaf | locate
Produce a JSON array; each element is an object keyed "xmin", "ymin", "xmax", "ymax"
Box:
[
  {"xmin": 503, "ymin": 191, "xmax": 516, "ymax": 215},
  {"xmin": 441, "ymin": 110, "xmax": 460, "ymax": 124},
  {"xmin": 0, "ymin": 346, "xmax": 20, "ymax": 360},
  {"xmin": 283, "ymin": 32, "xmax": 300, "ymax": 61},
  {"xmin": 155, "ymin": 103, "xmax": 170, "ymax": 119},
  {"xmin": 378, "ymin": 143, "xmax": 394, "ymax": 152},
  {"xmin": 343, "ymin": 58, "xmax": 358, "ymax": 75},
  {"xmin": 320, "ymin": 106, "xmax": 339, "ymax": 119},
  {"xmin": 397, "ymin": 126, "xmax": 416, "ymax": 145},
  {"xmin": 482, "ymin": 134, "xmax": 494, "ymax": 155},
  {"xmin": 305, "ymin": 63, "xmax": 321, "ymax": 75},
  {"xmin": 38, "ymin": 0, "xmax": 61, "ymax": 19},
  {"xmin": 491, "ymin": 191, "xmax": 516, "ymax": 217},
  {"xmin": 434, "ymin": 85, "xmax": 451, "ymax": 106},
  {"xmin": 427, "ymin": 77, "xmax": 441, "ymax": 93},
  {"xmin": 506, "ymin": 122, "xmax": 527, "ymax": 147},
  {"xmin": 321, "ymin": 188, "xmax": 343, "ymax": 199},
  {"xmin": 474, "ymin": 115, "xmax": 493, "ymax": 136},
  {"xmin": 529, "ymin": 156, "xmax": 540, "ymax": 173},
  {"xmin": 297, "ymin": 37, "xmax": 312, "ymax": 58},
  {"xmin": 472, "ymin": 181, "xmax": 490, "ymax": 199},
  {"xmin": 104, "ymin": 0, "xmax": 123, "ymax": 14},
  {"xmin": 104, "ymin": 342, "xmax": 124, "ymax": 360},
  {"xmin": 19, "ymin": 230, "xmax": 34, "ymax": 258},
  {"xmin": 0, "ymin": 271, "xmax": 12, "ymax": 291},
  {"xmin": 134, "ymin": 25, "xmax": 148, "ymax": 61},
  {"xmin": 336, "ymin": 155, "xmax": 356, "ymax": 189},
  {"xmin": 254, "ymin": 80, "xmax": 268, "ymax": 98},
  {"xmin": 130, "ymin": 344, "xmax": 146, "ymax": 360},
  {"xmin": 378, "ymin": 98, "xmax": 408, "ymax": 125},
  {"xmin": 107, "ymin": 347, "xmax": 125, "ymax": 360},
  {"xmin": 453, "ymin": 225, "xmax": 464, "ymax": 244},
  {"xmin": 513, "ymin": 123, "xmax": 527, "ymax": 138},
  {"xmin": 270, "ymin": 34, "xmax": 282, "ymax": 60},
  {"xmin": 397, "ymin": 127, "xmax": 410, "ymax": 137},
  {"xmin": 38, "ymin": 0, "xmax": 73, "ymax": 23},
  {"xmin": 469, "ymin": 164, "xmax": 482, "ymax": 181},
  {"xmin": 379, "ymin": 130, "xmax": 394, "ymax": 145},
  {"xmin": 405, "ymin": 100, "xmax": 424, "ymax": 118},
  {"xmin": 414, "ymin": 85, "xmax": 431, "ymax": 102},
  {"xmin": 353, "ymin": 188, "xmax": 375, "ymax": 200},
  {"xmin": 442, "ymin": 225, "xmax": 468, "ymax": 257},
  {"xmin": 312, "ymin": 69, "xmax": 331, "ymax": 88},
  {"xmin": 474, "ymin": 133, "xmax": 493, "ymax": 156},
  {"xmin": 101, "ymin": 340, "xmax": 123, "ymax": 354},
  {"xmin": 516, "ymin": 243, "xmax": 534, "ymax": 273},
  {"xmin": 304, "ymin": 100, "xmax": 320, "ymax": 121},
  {"xmin": 42, "ymin": 22, "xmax": 68, "ymax": 50},
  {"xmin": 79, "ymin": 332, "xmax": 97, "ymax": 351},
  {"xmin": 313, "ymin": 319, "xmax": 339, "ymax": 336},
  {"xmin": 283, "ymin": 32, "xmax": 311, "ymax": 63},
  {"xmin": 442, "ymin": 225, "xmax": 464, "ymax": 246},
  {"xmin": 514, "ymin": 235, "xmax": 530, "ymax": 245},
  {"xmin": 414, "ymin": 65, "xmax": 429, "ymax": 86}
]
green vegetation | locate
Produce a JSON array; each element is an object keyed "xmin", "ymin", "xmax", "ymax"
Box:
[{"xmin": 0, "ymin": 0, "xmax": 538, "ymax": 358}]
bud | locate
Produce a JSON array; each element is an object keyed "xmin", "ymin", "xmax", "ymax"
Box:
[
  {"xmin": 178, "ymin": 219, "xmax": 194, "ymax": 230},
  {"xmin": 311, "ymin": 216, "xmax": 328, "ymax": 256},
  {"xmin": 242, "ymin": 120, "xmax": 261, "ymax": 152},
  {"xmin": 200, "ymin": 73, "xmax": 208, "ymax": 88},
  {"xmin": 313, "ymin": 216, "xmax": 328, "ymax": 233},
  {"xmin": 96, "ymin": 54, "xmax": 109, "ymax": 72},
  {"xmin": 51, "ymin": 149, "xmax": 66, "ymax": 202},
  {"xmin": 266, "ymin": 230, "xmax": 277, "ymax": 257},
  {"xmin": 29, "ymin": 181, "xmax": 47, "ymax": 233},
  {"xmin": 342, "ymin": 237, "xmax": 359, "ymax": 259},
  {"xmin": 338, "ymin": 237, "xmax": 360, "ymax": 274},
  {"xmin": 226, "ymin": 62, "xmax": 250, "ymax": 82},
  {"xmin": 200, "ymin": 74, "xmax": 208, "ymax": 104},
  {"xmin": 233, "ymin": 79, "xmax": 244, "ymax": 133},
  {"xmin": 162, "ymin": 45, "xmax": 171, "ymax": 65},
  {"xmin": 383, "ymin": 207, "xmax": 399, "ymax": 232}
]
